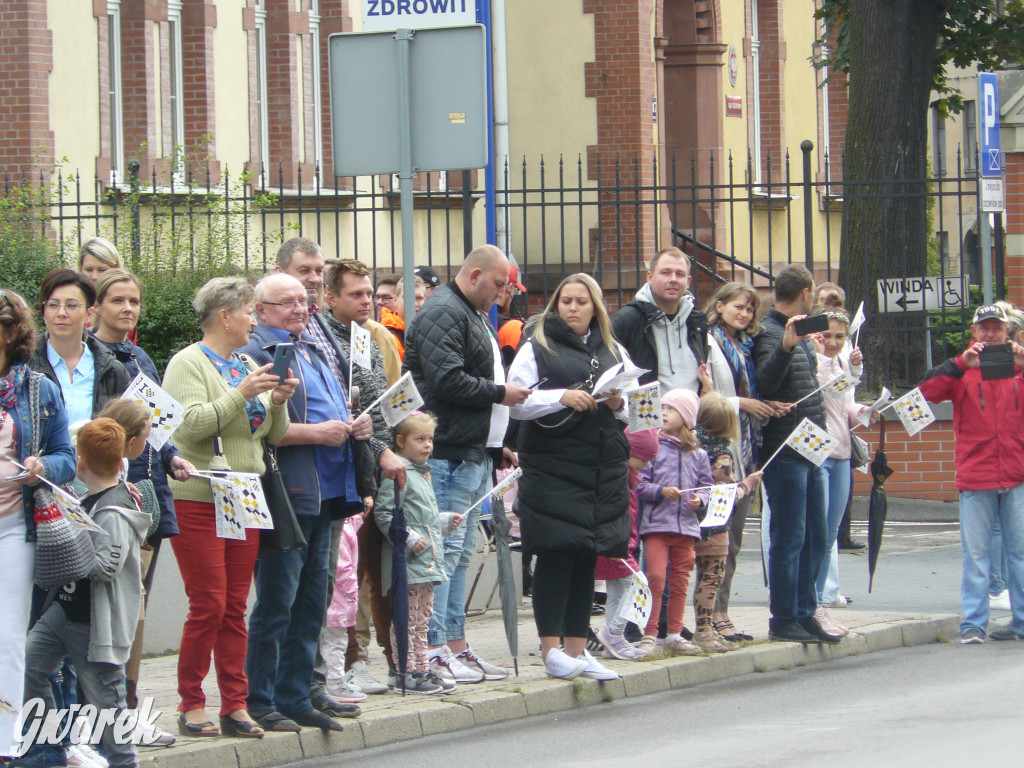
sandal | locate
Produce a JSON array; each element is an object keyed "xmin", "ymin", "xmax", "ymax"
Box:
[
  {"xmin": 220, "ymin": 714, "xmax": 265, "ymax": 739},
  {"xmin": 178, "ymin": 712, "xmax": 219, "ymax": 737}
]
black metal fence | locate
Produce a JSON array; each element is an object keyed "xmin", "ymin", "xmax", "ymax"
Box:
[{"xmin": 4, "ymin": 141, "xmax": 995, "ymax": 386}]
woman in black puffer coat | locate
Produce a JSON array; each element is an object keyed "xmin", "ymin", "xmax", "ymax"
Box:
[{"xmin": 507, "ymin": 273, "xmax": 632, "ymax": 681}]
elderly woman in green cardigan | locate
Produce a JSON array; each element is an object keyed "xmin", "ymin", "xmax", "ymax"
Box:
[{"xmin": 163, "ymin": 277, "xmax": 297, "ymax": 739}]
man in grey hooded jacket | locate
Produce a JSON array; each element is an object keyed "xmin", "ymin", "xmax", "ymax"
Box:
[{"xmin": 611, "ymin": 247, "xmax": 709, "ymax": 392}]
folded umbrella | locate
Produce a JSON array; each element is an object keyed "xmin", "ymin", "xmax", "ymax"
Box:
[
  {"xmin": 868, "ymin": 416, "xmax": 895, "ymax": 592},
  {"xmin": 490, "ymin": 493, "xmax": 519, "ymax": 676},
  {"xmin": 389, "ymin": 478, "xmax": 410, "ymax": 694}
]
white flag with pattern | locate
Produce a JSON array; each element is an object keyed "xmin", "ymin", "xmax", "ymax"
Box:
[
  {"xmin": 350, "ymin": 321, "xmax": 372, "ymax": 371},
  {"xmin": 378, "ymin": 372, "xmax": 424, "ymax": 427},
  {"xmin": 701, "ymin": 484, "xmax": 739, "ymax": 528},
  {"xmin": 627, "ymin": 382, "xmax": 662, "ymax": 432},
  {"xmin": 784, "ymin": 418, "xmax": 838, "ymax": 467},
  {"xmin": 891, "ymin": 387, "xmax": 935, "ymax": 437},
  {"xmin": 617, "ymin": 569, "xmax": 653, "ymax": 630},
  {"xmin": 822, "ymin": 373, "xmax": 859, "ymax": 399},
  {"xmin": 122, "ymin": 372, "xmax": 185, "ymax": 451},
  {"xmin": 849, "ymin": 301, "xmax": 866, "ymax": 336}
]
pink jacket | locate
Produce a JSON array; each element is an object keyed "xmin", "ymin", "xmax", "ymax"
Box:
[
  {"xmin": 326, "ymin": 515, "xmax": 362, "ymax": 628},
  {"xmin": 594, "ymin": 468, "xmax": 641, "ymax": 581}
]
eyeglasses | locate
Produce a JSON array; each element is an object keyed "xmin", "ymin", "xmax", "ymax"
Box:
[
  {"xmin": 261, "ymin": 299, "xmax": 307, "ymax": 310},
  {"xmin": 44, "ymin": 300, "xmax": 86, "ymax": 314},
  {"xmin": 375, "ymin": 294, "xmax": 396, "ymax": 304}
]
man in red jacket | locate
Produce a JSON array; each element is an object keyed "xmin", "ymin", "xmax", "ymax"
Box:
[{"xmin": 918, "ymin": 304, "xmax": 1024, "ymax": 644}]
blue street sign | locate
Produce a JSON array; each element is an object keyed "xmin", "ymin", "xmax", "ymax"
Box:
[{"xmin": 979, "ymin": 72, "xmax": 1002, "ymax": 177}]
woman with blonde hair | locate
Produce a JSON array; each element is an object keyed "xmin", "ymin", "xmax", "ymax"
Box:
[
  {"xmin": 703, "ymin": 281, "xmax": 774, "ymax": 642},
  {"xmin": 506, "ymin": 273, "xmax": 632, "ymax": 681},
  {"xmin": 78, "ymin": 237, "xmax": 124, "ymax": 285}
]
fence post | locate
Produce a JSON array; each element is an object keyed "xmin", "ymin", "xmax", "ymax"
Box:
[
  {"xmin": 127, "ymin": 158, "xmax": 141, "ymax": 267},
  {"xmin": 801, "ymin": 140, "xmax": 813, "ymax": 271}
]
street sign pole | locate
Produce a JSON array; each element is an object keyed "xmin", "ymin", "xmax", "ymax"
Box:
[
  {"xmin": 978, "ymin": 72, "xmax": 1002, "ymax": 305},
  {"xmin": 396, "ymin": 28, "xmax": 416, "ymax": 325}
]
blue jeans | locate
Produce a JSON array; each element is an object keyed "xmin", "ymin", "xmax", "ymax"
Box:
[
  {"xmin": 246, "ymin": 510, "xmax": 332, "ymax": 715},
  {"xmin": 959, "ymin": 484, "xmax": 1024, "ymax": 636},
  {"xmin": 989, "ymin": 518, "xmax": 1008, "ymax": 595},
  {"xmin": 427, "ymin": 457, "xmax": 491, "ymax": 647},
  {"xmin": 763, "ymin": 454, "xmax": 827, "ymax": 625},
  {"xmin": 816, "ymin": 458, "xmax": 852, "ymax": 604}
]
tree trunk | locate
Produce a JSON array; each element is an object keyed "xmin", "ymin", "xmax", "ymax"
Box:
[{"xmin": 837, "ymin": 0, "xmax": 944, "ymax": 390}]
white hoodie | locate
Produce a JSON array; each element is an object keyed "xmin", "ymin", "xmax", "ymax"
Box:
[{"xmin": 634, "ymin": 283, "xmax": 699, "ymax": 392}]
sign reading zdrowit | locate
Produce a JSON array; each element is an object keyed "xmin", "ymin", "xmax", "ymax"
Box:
[{"xmin": 362, "ymin": 0, "xmax": 476, "ymax": 32}]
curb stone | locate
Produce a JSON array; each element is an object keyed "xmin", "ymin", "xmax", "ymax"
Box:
[{"xmin": 139, "ymin": 615, "xmax": 961, "ymax": 768}]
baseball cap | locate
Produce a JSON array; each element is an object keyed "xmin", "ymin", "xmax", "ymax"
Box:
[
  {"xmin": 414, "ymin": 265, "xmax": 441, "ymax": 288},
  {"xmin": 973, "ymin": 304, "xmax": 1008, "ymax": 324},
  {"xmin": 508, "ymin": 264, "xmax": 527, "ymax": 293}
]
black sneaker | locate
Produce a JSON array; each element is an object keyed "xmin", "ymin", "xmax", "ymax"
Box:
[
  {"xmin": 989, "ymin": 627, "xmax": 1022, "ymax": 642},
  {"xmin": 838, "ymin": 538, "xmax": 867, "ymax": 551},
  {"xmin": 768, "ymin": 620, "xmax": 819, "ymax": 644},
  {"xmin": 798, "ymin": 616, "xmax": 843, "ymax": 644}
]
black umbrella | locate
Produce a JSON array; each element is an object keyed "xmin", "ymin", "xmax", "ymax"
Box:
[
  {"xmin": 490, "ymin": 493, "xmax": 519, "ymax": 676},
  {"xmin": 868, "ymin": 416, "xmax": 895, "ymax": 592},
  {"xmin": 389, "ymin": 478, "xmax": 410, "ymax": 694}
]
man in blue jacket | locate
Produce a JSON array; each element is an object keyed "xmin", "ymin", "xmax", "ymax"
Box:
[{"xmin": 241, "ymin": 274, "xmax": 371, "ymax": 733}]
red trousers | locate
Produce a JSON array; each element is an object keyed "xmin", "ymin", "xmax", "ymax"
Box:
[
  {"xmin": 170, "ymin": 500, "xmax": 258, "ymax": 715},
  {"xmin": 642, "ymin": 532, "xmax": 696, "ymax": 636}
]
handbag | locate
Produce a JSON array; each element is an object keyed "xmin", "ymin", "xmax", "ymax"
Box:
[
  {"xmin": 28, "ymin": 372, "xmax": 97, "ymax": 588},
  {"xmin": 258, "ymin": 442, "xmax": 307, "ymax": 557},
  {"xmin": 850, "ymin": 434, "xmax": 870, "ymax": 470}
]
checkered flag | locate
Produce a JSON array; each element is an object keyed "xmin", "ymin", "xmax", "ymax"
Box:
[
  {"xmin": 822, "ymin": 373, "xmax": 859, "ymax": 398},
  {"xmin": 350, "ymin": 321, "xmax": 372, "ymax": 371},
  {"xmin": 123, "ymin": 372, "xmax": 185, "ymax": 451},
  {"xmin": 627, "ymin": 382, "xmax": 662, "ymax": 432},
  {"xmin": 377, "ymin": 372, "xmax": 424, "ymax": 428},
  {"xmin": 784, "ymin": 418, "xmax": 837, "ymax": 467},
  {"xmin": 701, "ymin": 484, "xmax": 738, "ymax": 528},
  {"xmin": 54, "ymin": 487, "xmax": 106, "ymax": 535},
  {"xmin": 617, "ymin": 569, "xmax": 652, "ymax": 630},
  {"xmin": 210, "ymin": 477, "xmax": 248, "ymax": 540},
  {"xmin": 891, "ymin": 387, "xmax": 935, "ymax": 437}
]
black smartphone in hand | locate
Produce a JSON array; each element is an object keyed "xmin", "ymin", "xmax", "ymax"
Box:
[
  {"xmin": 980, "ymin": 342, "xmax": 1014, "ymax": 380},
  {"xmin": 793, "ymin": 314, "xmax": 830, "ymax": 336},
  {"xmin": 271, "ymin": 342, "xmax": 295, "ymax": 381}
]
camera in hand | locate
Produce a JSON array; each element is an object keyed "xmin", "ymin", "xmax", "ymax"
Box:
[
  {"xmin": 793, "ymin": 314, "xmax": 830, "ymax": 336},
  {"xmin": 979, "ymin": 342, "xmax": 1015, "ymax": 380}
]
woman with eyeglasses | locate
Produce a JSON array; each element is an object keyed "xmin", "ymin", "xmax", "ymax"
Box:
[
  {"xmin": 0, "ymin": 288, "xmax": 76, "ymax": 760},
  {"xmin": 30, "ymin": 269, "xmax": 131, "ymax": 425},
  {"xmin": 90, "ymin": 269, "xmax": 195, "ymax": 721}
]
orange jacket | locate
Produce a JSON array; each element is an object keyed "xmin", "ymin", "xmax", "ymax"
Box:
[{"xmin": 380, "ymin": 306, "xmax": 406, "ymax": 360}]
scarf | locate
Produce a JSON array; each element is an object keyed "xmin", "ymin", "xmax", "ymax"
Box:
[
  {"xmin": 0, "ymin": 363, "xmax": 28, "ymax": 410},
  {"xmin": 711, "ymin": 324, "xmax": 760, "ymax": 470}
]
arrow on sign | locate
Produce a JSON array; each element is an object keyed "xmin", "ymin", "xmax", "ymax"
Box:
[{"xmin": 894, "ymin": 294, "xmax": 921, "ymax": 311}]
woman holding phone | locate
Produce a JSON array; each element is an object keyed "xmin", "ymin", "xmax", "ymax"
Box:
[{"xmin": 163, "ymin": 277, "xmax": 297, "ymax": 738}]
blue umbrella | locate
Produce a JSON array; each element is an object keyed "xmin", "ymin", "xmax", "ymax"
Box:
[{"xmin": 389, "ymin": 478, "xmax": 410, "ymax": 694}]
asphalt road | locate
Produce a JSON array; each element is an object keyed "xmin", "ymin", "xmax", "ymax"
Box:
[
  {"xmin": 291, "ymin": 521, "xmax": 990, "ymax": 768},
  {"xmin": 305, "ymin": 641, "xmax": 1023, "ymax": 768}
]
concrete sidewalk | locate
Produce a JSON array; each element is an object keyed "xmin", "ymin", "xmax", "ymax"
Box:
[{"xmin": 134, "ymin": 602, "xmax": 966, "ymax": 768}]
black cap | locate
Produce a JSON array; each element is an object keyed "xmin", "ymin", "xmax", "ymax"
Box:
[{"xmin": 414, "ymin": 265, "xmax": 441, "ymax": 288}]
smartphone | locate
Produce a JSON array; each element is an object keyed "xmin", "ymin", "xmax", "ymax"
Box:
[
  {"xmin": 271, "ymin": 342, "xmax": 295, "ymax": 381},
  {"xmin": 793, "ymin": 314, "xmax": 830, "ymax": 336},
  {"xmin": 980, "ymin": 342, "xmax": 1015, "ymax": 381}
]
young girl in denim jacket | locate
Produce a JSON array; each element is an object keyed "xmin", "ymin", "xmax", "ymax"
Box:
[{"xmin": 636, "ymin": 389, "xmax": 712, "ymax": 656}]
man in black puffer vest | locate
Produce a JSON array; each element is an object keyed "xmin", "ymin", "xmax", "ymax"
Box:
[
  {"xmin": 404, "ymin": 245, "xmax": 532, "ymax": 684},
  {"xmin": 755, "ymin": 265, "xmax": 840, "ymax": 646}
]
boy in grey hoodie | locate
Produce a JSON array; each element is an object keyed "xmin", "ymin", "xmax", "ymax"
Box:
[{"xmin": 17, "ymin": 418, "xmax": 149, "ymax": 768}]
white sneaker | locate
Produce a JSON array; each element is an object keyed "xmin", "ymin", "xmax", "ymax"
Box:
[
  {"xmin": 575, "ymin": 649, "xmax": 619, "ymax": 680},
  {"xmin": 68, "ymin": 744, "xmax": 108, "ymax": 768},
  {"xmin": 347, "ymin": 661, "xmax": 389, "ymax": 694},
  {"xmin": 430, "ymin": 646, "xmax": 484, "ymax": 683},
  {"xmin": 544, "ymin": 647, "xmax": 588, "ymax": 680},
  {"xmin": 328, "ymin": 676, "xmax": 368, "ymax": 703},
  {"xmin": 456, "ymin": 646, "xmax": 509, "ymax": 681},
  {"xmin": 990, "ymin": 589, "xmax": 1012, "ymax": 612}
]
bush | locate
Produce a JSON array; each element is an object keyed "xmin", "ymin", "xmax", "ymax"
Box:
[{"xmin": 0, "ymin": 184, "xmax": 67, "ymax": 307}]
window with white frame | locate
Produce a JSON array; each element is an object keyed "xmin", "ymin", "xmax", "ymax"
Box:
[
  {"xmin": 254, "ymin": 0, "xmax": 270, "ymax": 187},
  {"xmin": 167, "ymin": 1, "xmax": 185, "ymax": 182},
  {"xmin": 749, "ymin": 0, "xmax": 762, "ymax": 185},
  {"xmin": 107, "ymin": 0, "xmax": 124, "ymax": 186},
  {"xmin": 932, "ymin": 107, "xmax": 946, "ymax": 176},
  {"xmin": 310, "ymin": 0, "xmax": 324, "ymax": 185}
]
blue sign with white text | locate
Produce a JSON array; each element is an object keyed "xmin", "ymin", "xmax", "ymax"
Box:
[{"xmin": 979, "ymin": 72, "xmax": 1002, "ymax": 177}]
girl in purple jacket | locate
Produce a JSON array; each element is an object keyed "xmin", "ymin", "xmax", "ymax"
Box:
[{"xmin": 636, "ymin": 389, "xmax": 713, "ymax": 656}]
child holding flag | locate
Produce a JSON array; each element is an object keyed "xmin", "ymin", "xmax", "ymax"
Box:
[
  {"xmin": 693, "ymin": 393, "xmax": 762, "ymax": 652},
  {"xmin": 635, "ymin": 389, "xmax": 712, "ymax": 656}
]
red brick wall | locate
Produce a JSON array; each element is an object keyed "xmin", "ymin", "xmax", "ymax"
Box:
[
  {"xmin": 582, "ymin": 0, "xmax": 663, "ymax": 296},
  {"xmin": 754, "ymin": 0, "xmax": 784, "ymax": 182},
  {"xmin": 120, "ymin": 0, "xmax": 166, "ymax": 179},
  {"xmin": 1005, "ymin": 152, "xmax": 1024, "ymax": 307},
  {"xmin": 0, "ymin": 0, "xmax": 54, "ymax": 177},
  {"xmin": 851, "ymin": 419, "xmax": 958, "ymax": 501},
  {"xmin": 181, "ymin": 1, "xmax": 219, "ymax": 181},
  {"xmin": 263, "ymin": 0, "xmax": 312, "ymax": 189}
]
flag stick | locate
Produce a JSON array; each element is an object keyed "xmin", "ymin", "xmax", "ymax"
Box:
[{"xmin": 758, "ymin": 440, "xmax": 789, "ymax": 473}]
